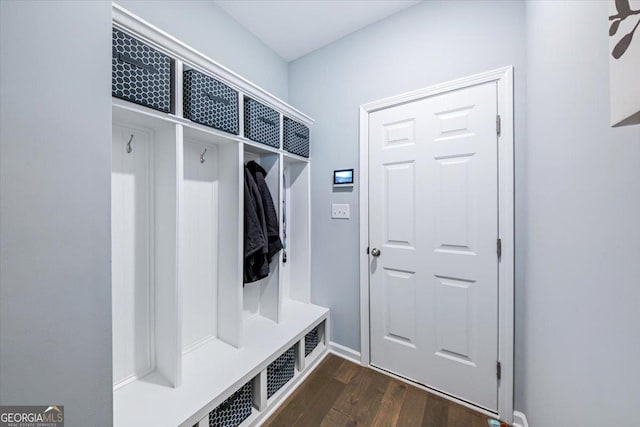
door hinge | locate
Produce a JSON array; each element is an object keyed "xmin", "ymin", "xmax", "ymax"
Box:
[
  {"xmin": 497, "ymin": 238, "xmax": 502, "ymax": 260},
  {"xmin": 366, "ymin": 246, "xmax": 370, "ymax": 255},
  {"xmin": 496, "ymin": 114, "xmax": 501, "ymax": 136},
  {"xmin": 497, "ymin": 361, "xmax": 502, "ymax": 380}
]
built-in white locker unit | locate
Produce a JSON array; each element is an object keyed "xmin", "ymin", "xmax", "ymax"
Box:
[{"xmin": 111, "ymin": 4, "xmax": 328, "ymax": 426}]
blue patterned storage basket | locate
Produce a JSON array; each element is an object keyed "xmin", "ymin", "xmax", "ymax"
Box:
[
  {"xmin": 305, "ymin": 326, "xmax": 320, "ymax": 357},
  {"xmin": 183, "ymin": 69, "xmax": 239, "ymax": 134},
  {"xmin": 208, "ymin": 381, "xmax": 252, "ymax": 427},
  {"xmin": 112, "ymin": 28, "xmax": 173, "ymax": 113},
  {"xmin": 283, "ymin": 117, "xmax": 310, "ymax": 158},
  {"xmin": 267, "ymin": 347, "xmax": 295, "ymax": 398},
  {"xmin": 244, "ymin": 98, "xmax": 280, "ymax": 148}
]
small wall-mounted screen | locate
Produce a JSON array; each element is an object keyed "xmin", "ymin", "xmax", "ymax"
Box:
[{"xmin": 334, "ymin": 169, "xmax": 354, "ymax": 186}]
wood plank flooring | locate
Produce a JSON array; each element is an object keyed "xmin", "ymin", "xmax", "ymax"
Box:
[{"xmin": 263, "ymin": 354, "xmax": 504, "ymax": 427}]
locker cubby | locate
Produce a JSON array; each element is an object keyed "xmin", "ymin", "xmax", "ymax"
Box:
[
  {"xmin": 181, "ymin": 125, "xmax": 243, "ymax": 352},
  {"xmin": 266, "ymin": 346, "xmax": 296, "ymax": 398},
  {"xmin": 243, "ymin": 145, "xmax": 281, "ymax": 327},
  {"xmin": 111, "ymin": 107, "xmax": 181, "ymax": 390},
  {"xmin": 281, "ymin": 157, "xmax": 311, "ymax": 305},
  {"xmin": 304, "ymin": 321, "xmax": 326, "ymax": 362},
  {"xmin": 304, "ymin": 325, "xmax": 320, "ymax": 357}
]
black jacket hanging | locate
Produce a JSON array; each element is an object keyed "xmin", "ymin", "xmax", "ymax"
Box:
[
  {"xmin": 246, "ymin": 161, "xmax": 283, "ymax": 260},
  {"xmin": 243, "ymin": 162, "xmax": 283, "ymax": 284},
  {"xmin": 244, "ymin": 167, "xmax": 269, "ymax": 284}
]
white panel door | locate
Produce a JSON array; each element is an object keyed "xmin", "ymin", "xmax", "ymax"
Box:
[
  {"xmin": 369, "ymin": 82, "xmax": 499, "ymax": 410},
  {"xmin": 111, "ymin": 124, "xmax": 152, "ymax": 387}
]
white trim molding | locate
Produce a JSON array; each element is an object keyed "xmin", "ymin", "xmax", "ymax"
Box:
[
  {"xmin": 358, "ymin": 66, "xmax": 515, "ymax": 424},
  {"xmin": 328, "ymin": 342, "xmax": 362, "ymax": 365},
  {"xmin": 513, "ymin": 411, "xmax": 529, "ymax": 427}
]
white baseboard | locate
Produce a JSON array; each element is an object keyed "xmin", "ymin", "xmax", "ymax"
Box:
[
  {"xmin": 513, "ymin": 411, "xmax": 529, "ymax": 427},
  {"xmin": 328, "ymin": 341, "xmax": 362, "ymax": 365}
]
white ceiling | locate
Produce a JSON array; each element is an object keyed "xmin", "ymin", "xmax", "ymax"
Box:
[{"xmin": 214, "ymin": 0, "xmax": 421, "ymax": 61}]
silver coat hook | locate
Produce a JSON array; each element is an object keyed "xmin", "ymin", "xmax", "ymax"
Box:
[
  {"xmin": 200, "ymin": 148, "xmax": 207, "ymax": 164},
  {"xmin": 126, "ymin": 134, "xmax": 133, "ymax": 154}
]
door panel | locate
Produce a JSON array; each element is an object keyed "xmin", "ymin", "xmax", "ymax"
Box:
[
  {"xmin": 383, "ymin": 268, "xmax": 417, "ymax": 347},
  {"xmin": 383, "ymin": 162, "xmax": 415, "ymax": 247},
  {"xmin": 369, "ymin": 82, "xmax": 499, "ymax": 410},
  {"xmin": 384, "ymin": 119, "xmax": 416, "ymax": 147},
  {"xmin": 435, "ymin": 276, "xmax": 477, "ymax": 365},
  {"xmin": 436, "ymin": 157, "xmax": 474, "ymax": 250}
]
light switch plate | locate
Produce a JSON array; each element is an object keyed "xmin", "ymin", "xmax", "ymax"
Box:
[{"xmin": 332, "ymin": 203, "xmax": 350, "ymax": 219}]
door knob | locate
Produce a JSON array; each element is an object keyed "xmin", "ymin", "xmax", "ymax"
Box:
[{"xmin": 371, "ymin": 248, "xmax": 381, "ymax": 257}]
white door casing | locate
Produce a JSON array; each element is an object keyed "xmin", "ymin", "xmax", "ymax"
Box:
[{"xmin": 359, "ymin": 67, "xmax": 514, "ymax": 422}]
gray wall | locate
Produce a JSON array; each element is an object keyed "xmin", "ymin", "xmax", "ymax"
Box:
[
  {"xmin": 288, "ymin": 0, "xmax": 527, "ymax": 360},
  {"xmin": 0, "ymin": 1, "xmax": 113, "ymax": 425},
  {"xmin": 522, "ymin": 2, "xmax": 640, "ymax": 426},
  {"xmin": 116, "ymin": 0, "xmax": 289, "ymax": 102}
]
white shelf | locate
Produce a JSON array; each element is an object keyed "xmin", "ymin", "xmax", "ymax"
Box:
[
  {"xmin": 282, "ymin": 151, "xmax": 310, "ymax": 163},
  {"xmin": 114, "ymin": 99, "xmax": 310, "ymax": 161},
  {"xmin": 241, "ymin": 137, "xmax": 282, "ymax": 156},
  {"xmin": 113, "ymin": 301, "xmax": 328, "ymax": 427}
]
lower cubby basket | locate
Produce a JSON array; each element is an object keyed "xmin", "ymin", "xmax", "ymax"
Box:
[
  {"xmin": 304, "ymin": 326, "xmax": 320, "ymax": 357},
  {"xmin": 267, "ymin": 346, "xmax": 296, "ymax": 399},
  {"xmin": 207, "ymin": 381, "xmax": 252, "ymax": 427}
]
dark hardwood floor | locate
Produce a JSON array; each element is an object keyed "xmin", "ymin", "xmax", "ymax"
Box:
[{"xmin": 263, "ymin": 354, "xmax": 504, "ymax": 427}]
